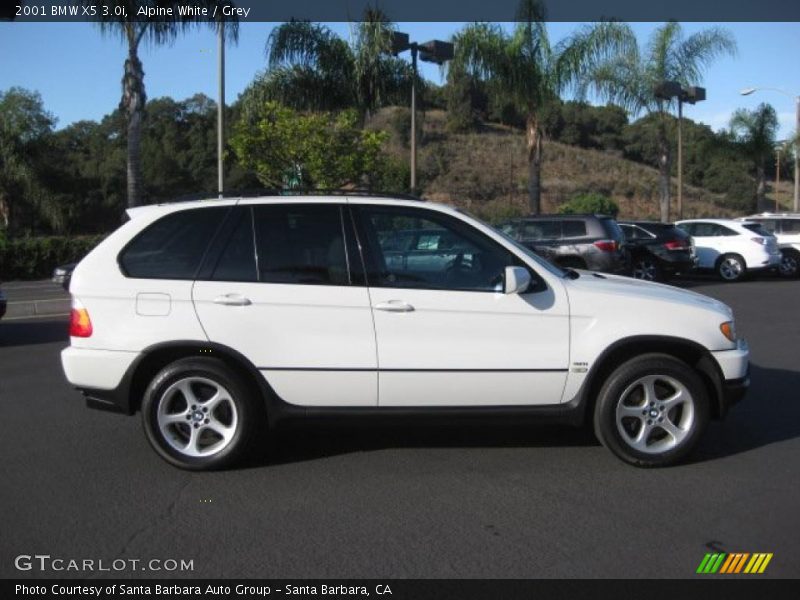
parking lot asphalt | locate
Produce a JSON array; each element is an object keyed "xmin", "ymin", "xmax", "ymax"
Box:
[{"xmin": 1, "ymin": 275, "xmax": 799, "ymax": 579}]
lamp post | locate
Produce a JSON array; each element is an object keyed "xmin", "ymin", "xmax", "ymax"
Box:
[
  {"xmin": 741, "ymin": 87, "xmax": 800, "ymax": 212},
  {"xmin": 217, "ymin": 19, "xmax": 225, "ymax": 199},
  {"xmin": 775, "ymin": 142, "xmax": 783, "ymax": 212},
  {"xmin": 391, "ymin": 33, "xmax": 454, "ymax": 195},
  {"xmin": 654, "ymin": 82, "xmax": 706, "ymax": 221}
]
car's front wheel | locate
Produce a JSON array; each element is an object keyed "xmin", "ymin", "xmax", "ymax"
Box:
[
  {"xmin": 141, "ymin": 357, "xmax": 263, "ymax": 470},
  {"xmin": 593, "ymin": 354, "xmax": 710, "ymax": 467}
]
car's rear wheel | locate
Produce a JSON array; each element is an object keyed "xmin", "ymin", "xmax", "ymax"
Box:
[
  {"xmin": 631, "ymin": 255, "xmax": 663, "ymax": 282},
  {"xmin": 142, "ymin": 357, "xmax": 263, "ymax": 470},
  {"xmin": 593, "ymin": 354, "xmax": 709, "ymax": 467},
  {"xmin": 716, "ymin": 253, "xmax": 746, "ymax": 282},
  {"xmin": 778, "ymin": 249, "xmax": 799, "ymax": 278}
]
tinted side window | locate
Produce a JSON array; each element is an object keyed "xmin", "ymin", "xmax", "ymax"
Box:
[
  {"xmin": 782, "ymin": 219, "xmax": 800, "ymax": 233},
  {"xmin": 717, "ymin": 225, "xmax": 738, "ymax": 236},
  {"xmin": 253, "ymin": 204, "xmax": 349, "ymax": 286},
  {"xmin": 119, "ymin": 207, "xmax": 228, "ymax": 279},
  {"xmin": 212, "ymin": 208, "xmax": 257, "ymax": 282},
  {"xmin": 356, "ymin": 206, "xmax": 526, "ymax": 292},
  {"xmin": 522, "ymin": 221, "xmax": 561, "ymax": 241},
  {"xmin": 563, "ymin": 220, "xmax": 587, "ymax": 238}
]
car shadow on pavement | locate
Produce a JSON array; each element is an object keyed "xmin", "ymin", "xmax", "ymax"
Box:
[
  {"xmin": 691, "ymin": 363, "xmax": 800, "ymax": 463},
  {"xmin": 248, "ymin": 422, "xmax": 599, "ymax": 469},
  {"xmin": 0, "ymin": 319, "xmax": 68, "ymax": 347},
  {"xmin": 245, "ymin": 362, "xmax": 799, "ymax": 469}
]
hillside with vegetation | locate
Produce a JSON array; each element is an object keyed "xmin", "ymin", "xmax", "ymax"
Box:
[{"xmin": 370, "ymin": 108, "xmax": 738, "ymax": 222}]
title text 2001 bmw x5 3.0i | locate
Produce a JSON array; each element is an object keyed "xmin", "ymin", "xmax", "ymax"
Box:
[{"xmin": 61, "ymin": 195, "xmax": 749, "ymax": 469}]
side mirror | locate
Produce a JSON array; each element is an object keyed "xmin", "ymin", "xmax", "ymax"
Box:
[{"xmin": 504, "ymin": 266, "xmax": 531, "ymax": 295}]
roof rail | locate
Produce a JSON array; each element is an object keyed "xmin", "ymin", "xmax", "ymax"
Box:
[{"xmin": 168, "ymin": 188, "xmax": 424, "ymax": 203}]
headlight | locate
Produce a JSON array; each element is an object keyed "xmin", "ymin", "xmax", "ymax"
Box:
[{"xmin": 720, "ymin": 321, "xmax": 737, "ymax": 342}]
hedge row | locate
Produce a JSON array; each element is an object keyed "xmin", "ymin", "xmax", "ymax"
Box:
[{"xmin": 0, "ymin": 235, "xmax": 105, "ymax": 281}]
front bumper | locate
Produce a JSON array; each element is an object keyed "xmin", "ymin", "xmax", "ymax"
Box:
[{"xmin": 710, "ymin": 338, "xmax": 750, "ymax": 416}]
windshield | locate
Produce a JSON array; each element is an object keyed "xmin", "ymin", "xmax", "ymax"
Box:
[{"xmin": 456, "ymin": 209, "xmax": 567, "ymax": 278}]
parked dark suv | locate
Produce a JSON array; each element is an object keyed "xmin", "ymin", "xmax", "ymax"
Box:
[
  {"xmin": 497, "ymin": 214, "xmax": 628, "ymax": 273},
  {"xmin": 619, "ymin": 221, "xmax": 696, "ymax": 282}
]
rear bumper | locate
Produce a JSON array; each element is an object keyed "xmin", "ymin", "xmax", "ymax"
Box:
[{"xmin": 61, "ymin": 346, "xmax": 139, "ymax": 414}]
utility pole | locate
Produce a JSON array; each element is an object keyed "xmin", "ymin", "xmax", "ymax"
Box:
[
  {"xmin": 775, "ymin": 145, "xmax": 781, "ymax": 212},
  {"xmin": 677, "ymin": 97, "xmax": 683, "ymax": 221},
  {"xmin": 410, "ymin": 44, "xmax": 418, "ymax": 195}
]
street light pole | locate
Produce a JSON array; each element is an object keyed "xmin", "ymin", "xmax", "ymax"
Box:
[
  {"xmin": 217, "ymin": 20, "xmax": 225, "ymax": 199},
  {"xmin": 390, "ymin": 33, "xmax": 453, "ymax": 196},
  {"xmin": 741, "ymin": 87, "xmax": 800, "ymax": 212},
  {"xmin": 775, "ymin": 145, "xmax": 781, "ymax": 212},
  {"xmin": 677, "ymin": 97, "xmax": 683, "ymax": 221},
  {"xmin": 410, "ymin": 44, "xmax": 418, "ymax": 194}
]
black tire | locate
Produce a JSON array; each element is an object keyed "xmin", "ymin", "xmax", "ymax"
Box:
[
  {"xmin": 716, "ymin": 253, "xmax": 746, "ymax": 282},
  {"xmin": 141, "ymin": 357, "xmax": 264, "ymax": 470},
  {"xmin": 630, "ymin": 254, "xmax": 664, "ymax": 282},
  {"xmin": 778, "ymin": 249, "xmax": 800, "ymax": 278},
  {"xmin": 593, "ymin": 354, "xmax": 710, "ymax": 467}
]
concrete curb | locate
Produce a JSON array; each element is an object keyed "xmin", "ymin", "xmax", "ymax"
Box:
[{"xmin": 5, "ymin": 298, "xmax": 71, "ymax": 319}]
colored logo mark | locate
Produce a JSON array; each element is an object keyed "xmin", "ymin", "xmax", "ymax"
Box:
[{"xmin": 696, "ymin": 552, "xmax": 773, "ymax": 574}]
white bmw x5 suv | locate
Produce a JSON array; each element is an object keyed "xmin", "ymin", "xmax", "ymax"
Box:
[{"xmin": 61, "ymin": 195, "xmax": 749, "ymax": 469}]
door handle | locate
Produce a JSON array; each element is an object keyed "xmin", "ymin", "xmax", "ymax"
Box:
[
  {"xmin": 213, "ymin": 294, "xmax": 252, "ymax": 306},
  {"xmin": 374, "ymin": 300, "xmax": 414, "ymax": 312}
]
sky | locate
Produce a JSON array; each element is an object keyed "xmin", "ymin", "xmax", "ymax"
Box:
[{"xmin": 1, "ymin": 21, "xmax": 799, "ymax": 139}]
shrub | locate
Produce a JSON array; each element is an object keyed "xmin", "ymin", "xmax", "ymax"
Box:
[
  {"xmin": 558, "ymin": 193, "xmax": 619, "ymax": 216},
  {"xmin": 0, "ymin": 234, "xmax": 104, "ymax": 280}
]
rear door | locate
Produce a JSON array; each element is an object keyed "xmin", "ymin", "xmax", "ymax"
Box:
[{"xmin": 192, "ymin": 202, "xmax": 378, "ymax": 407}]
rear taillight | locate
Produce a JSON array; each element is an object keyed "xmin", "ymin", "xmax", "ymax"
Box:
[
  {"xmin": 69, "ymin": 303, "xmax": 93, "ymax": 337},
  {"xmin": 663, "ymin": 239, "xmax": 688, "ymax": 250},
  {"xmin": 593, "ymin": 239, "xmax": 618, "ymax": 252}
]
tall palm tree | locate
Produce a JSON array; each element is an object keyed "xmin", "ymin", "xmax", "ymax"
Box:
[
  {"xmin": 580, "ymin": 22, "xmax": 736, "ymax": 221},
  {"xmin": 729, "ymin": 103, "xmax": 779, "ymax": 211},
  {"xmin": 85, "ymin": 1, "xmax": 238, "ymax": 208},
  {"xmin": 261, "ymin": 10, "xmax": 412, "ymax": 116},
  {"xmin": 448, "ymin": 0, "xmax": 636, "ymax": 214}
]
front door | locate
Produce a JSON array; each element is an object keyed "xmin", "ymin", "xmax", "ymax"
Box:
[{"xmin": 352, "ymin": 204, "xmax": 570, "ymax": 407}]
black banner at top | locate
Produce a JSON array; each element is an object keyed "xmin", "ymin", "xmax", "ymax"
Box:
[{"xmin": 4, "ymin": 0, "xmax": 800, "ymax": 22}]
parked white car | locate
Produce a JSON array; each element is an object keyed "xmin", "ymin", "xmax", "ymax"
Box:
[
  {"xmin": 736, "ymin": 213, "xmax": 800, "ymax": 278},
  {"xmin": 61, "ymin": 195, "xmax": 749, "ymax": 469},
  {"xmin": 676, "ymin": 218, "xmax": 781, "ymax": 282}
]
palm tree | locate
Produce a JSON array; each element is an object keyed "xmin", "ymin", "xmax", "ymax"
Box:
[
  {"xmin": 580, "ymin": 22, "xmax": 736, "ymax": 221},
  {"xmin": 85, "ymin": 1, "xmax": 238, "ymax": 208},
  {"xmin": 259, "ymin": 10, "xmax": 412, "ymax": 117},
  {"xmin": 729, "ymin": 103, "xmax": 779, "ymax": 211},
  {"xmin": 448, "ymin": 0, "xmax": 636, "ymax": 214}
]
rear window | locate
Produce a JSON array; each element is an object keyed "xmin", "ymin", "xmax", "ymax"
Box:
[
  {"xmin": 742, "ymin": 223, "xmax": 773, "ymax": 236},
  {"xmin": 119, "ymin": 207, "xmax": 228, "ymax": 279},
  {"xmin": 600, "ymin": 218, "xmax": 624, "ymax": 241}
]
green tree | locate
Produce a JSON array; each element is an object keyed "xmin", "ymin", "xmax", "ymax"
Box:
[
  {"xmin": 581, "ymin": 21, "xmax": 736, "ymax": 221},
  {"xmin": 84, "ymin": 1, "xmax": 238, "ymax": 208},
  {"xmin": 258, "ymin": 11, "xmax": 413, "ymax": 116},
  {"xmin": 0, "ymin": 87, "xmax": 60, "ymax": 234},
  {"xmin": 448, "ymin": 0, "xmax": 636, "ymax": 214},
  {"xmin": 729, "ymin": 103, "xmax": 779, "ymax": 211},
  {"xmin": 230, "ymin": 102, "xmax": 389, "ymax": 190},
  {"xmin": 558, "ymin": 192, "xmax": 619, "ymax": 216}
]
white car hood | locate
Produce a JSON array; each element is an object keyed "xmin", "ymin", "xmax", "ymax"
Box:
[{"xmin": 564, "ymin": 271, "xmax": 732, "ymax": 317}]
